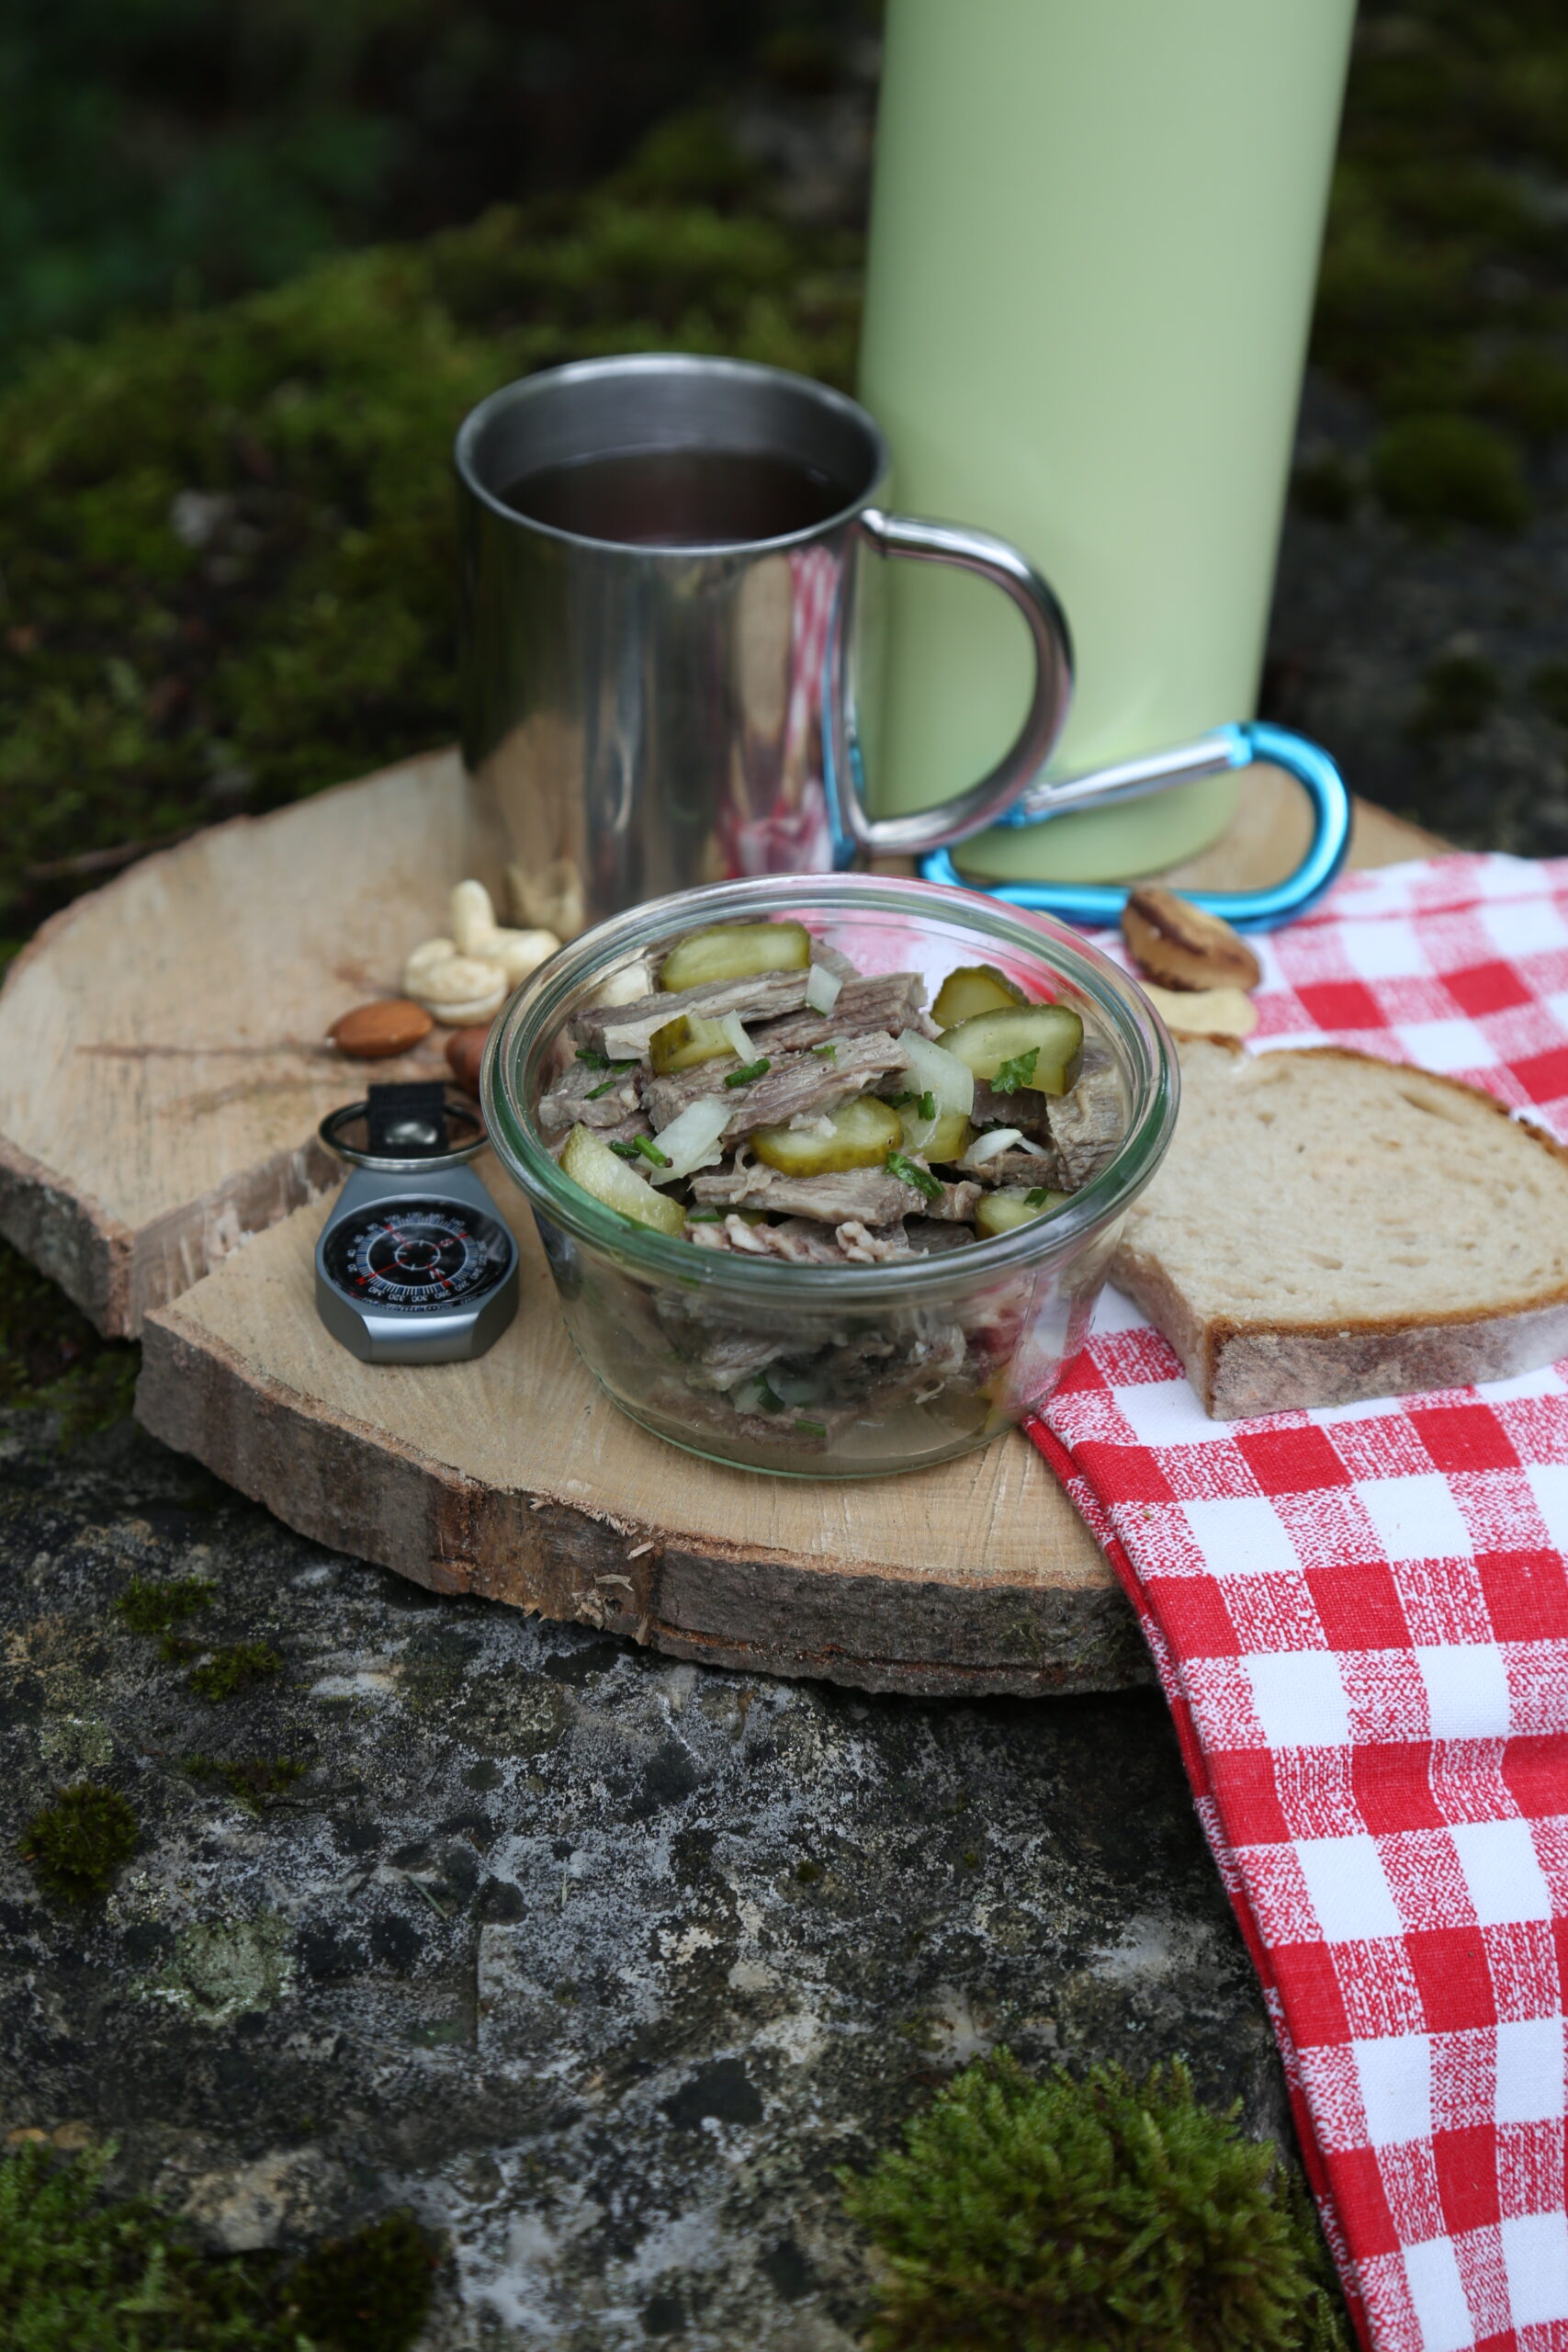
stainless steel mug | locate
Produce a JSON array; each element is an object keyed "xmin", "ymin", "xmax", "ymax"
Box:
[{"xmin": 454, "ymin": 354, "xmax": 1071, "ymax": 936}]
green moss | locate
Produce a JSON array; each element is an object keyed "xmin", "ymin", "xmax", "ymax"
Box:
[
  {"xmin": 0, "ymin": 2140, "xmax": 437, "ymax": 2349},
  {"xmin": 0, "ymin": 2141, "xmax": 288, "ymax": 2350},
  {"xmin": 1531, "ymin": 658, "xmax": 1568, "ymax": 728},
  {"xmin": 116, "ymin": 1577, "xmax": 216, "ymax": 1635},
  {"xmin": 0, "ymin": 187, "xmax": 858, "ymax": 934},
  {"xmin": 186, "ymin": 1643, "xmax": 283, "ymax": 1702},
  {"xmin": 1291, "ymin": 454, "xmax": 1357, "ymax": 524},
  {"xmin": 180, "ymin": 1755, "xmax": 306, "ymax": 1813},
  {"xmin": 841, "ymin": 2053, "xmax": 1350, "ymax": 2351},
  {"xmin": 0, "ymin": 1239, "xmax": 139, "ymax": 1438},
  {"xmin": 1479, "ymin": 348, "xmax": 1568, "ymax": 439},
  {"xmin": 1371, "ymin": 413, "xmax": 1529, "ymax": 533},
  {"xmin": 18, "ymin": 1784, "xmax": 138, "ymax": 1905},
  {"xmin": 1311, "ymin": 7, "xmax": 1568, "ymax": 452},
  {"xmin": 1408, "ymin": 651, "xmax": 1503, "ymax": 741},
  {"xmin": 287, "ymin": 2211, "xmax": 439, "ymax": 2352}
]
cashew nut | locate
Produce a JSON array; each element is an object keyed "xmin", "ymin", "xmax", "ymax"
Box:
[
  {"xmin": 401, "ymin": 879, "xmax": 562, "ymax": 1026},
  {"xmin": 450, "ymin": 879, "xmax": 500, "ymax": 956},
  {"xmin": 401, "ymin": 941, "xmax": 508, "ymax": 1024},
  {"xmin": 446, "ymin": 878, "xmax": 560, "ymax": 986},
  {"xmin": 403, "ymin": 936, "xmax": 457, "ymax": 984},
  {"xmin": 491, "ymin": 927, "xmax": 559, "ymax": 986}
]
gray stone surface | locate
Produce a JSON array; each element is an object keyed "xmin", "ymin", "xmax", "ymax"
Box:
[
  {"xmin": 1, "ymin": 1396, "xmax": 1288, "ymax": 2347},
  {"xmin": 1268, "ymin": 373, "xmax": 1568, "ymax": 860}
]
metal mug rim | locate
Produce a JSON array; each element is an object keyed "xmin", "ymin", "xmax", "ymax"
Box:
[{"xmin": 451, "ymin": 351, "xmax": 892, "ymax": 557}]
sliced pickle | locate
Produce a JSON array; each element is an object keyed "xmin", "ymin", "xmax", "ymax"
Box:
[
  {"xmin": 975, "ymin": 1185, "xmax": 1073, "ymax": 1238},
  {"xmin": 659, "ymin": 921, "xmax": 811, "ymax": 993},
  {"xmin": 898, "ymin": 1103, "xmax": 974, "ymax": 1162},
  {"xmin": 750, "ymin": 1093, "xmax": 902, "ymax": 1175},
  {"xmin": 648, "ymin": 1012, "xmax": 736, "ymax": 1076},
  {"xmin": 931, "ymin": 963, "xmax": 1030, "ymax": 1028},
  {"xmin": 940, "ymin": 1003, "xmax": 1085, "ymax": 1097},
  {"xmin": 559, "ymin": 1124, "xmax": 684, "ymax": 1237}
]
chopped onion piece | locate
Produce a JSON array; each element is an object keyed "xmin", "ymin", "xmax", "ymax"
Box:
[
  {"xmin": 805, "ymin": 960, "xmax": 843, "ymax": 1013},
  {"xmin": 719, "ymin": 1010, "xmax": 755, "ymax": 1062},
  {"xmin": 895, "ymin": 1027, "xmax": 975, "ymax": 1118},
  {"xmin": 961, "ymin": 1127, "xmax": 1023, "ymax": 1167},
  {"xmin": 596, "ymin": 959, "xmax": 654, "ymax": 1007},
  {"xmin": 1014, "ymin": 1136, "xmax": 1050, "ymax": 1158},
  {"xmin": 647, "ymin": 1094, "xmax": 732, "ymax": 1182}
]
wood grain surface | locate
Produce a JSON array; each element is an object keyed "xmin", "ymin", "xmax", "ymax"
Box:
[
  {"xmin": 4, "ymin": 746, "xmax": 1444, "ymax": 1695},
  {"xmin": 137, "ymin": 1166, "xmax": 1151, "ymax": 1697},
  {"xmin": 0, "ymin": 748, "xmax": 472, "ymax": 1334}
]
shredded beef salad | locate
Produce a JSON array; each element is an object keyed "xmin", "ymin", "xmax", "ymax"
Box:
[{"xmin": 536, "ymin": 920, "xmax": 1126, "ymax": 1266}]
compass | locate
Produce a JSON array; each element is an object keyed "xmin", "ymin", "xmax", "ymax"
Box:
[{"xmin": 314, "ymin": 1082, "xmax": 519, "ymax": 1363}]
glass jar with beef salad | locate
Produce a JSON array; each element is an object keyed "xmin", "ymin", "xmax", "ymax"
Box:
[{"xmin": 483, "ymin": 876, "xmax": 1179, "ymax": 1478}]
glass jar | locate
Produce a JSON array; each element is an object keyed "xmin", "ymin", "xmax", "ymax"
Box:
[{"xmin": 482, "ymin": 875, "xmax": 1177, "ymax": 1478}]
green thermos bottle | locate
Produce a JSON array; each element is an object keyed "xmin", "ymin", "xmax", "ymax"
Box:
[{"xmin": 859, "ymin": 0, "xmax": 1357, "ymax": 888}]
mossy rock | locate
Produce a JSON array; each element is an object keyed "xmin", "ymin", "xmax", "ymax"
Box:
[
  {"xmin": 1371, "ymin": 413, "xmax": 1529, "ymax": 534},
  {"xmin": 115, "ymin": 1576, "xmax": 217, "ymax": 1635},
  {"xmin": 1531, "ymin": 658, "xmax": 1568, "ymax": 729},
  {"xmin": 0, "ymin": 2139, "xmax": 438, "ymax": 2350},
  {"xmin": 0, "ymin": 1238, "xmax": 139, "ymax": 1433},
  {"xmin": 842, "ymin": 2052, "xmax": 1351, "ymax": 2351},
  {"xmin": 1408, "ymin": 650, "xmax": 1503, "ymax": 741},
  {"xmin": 18, "ymin": 1784, "xmax": 139, "ymax": 1905},
  {"xmin": 0, "ymin": 187, "xmax": 860, "ymax": 940}
]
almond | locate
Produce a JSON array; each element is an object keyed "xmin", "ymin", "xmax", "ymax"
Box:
[
  {"xmin": 445, "ymin": 1023, "xmax": 492, "ymax": 1096},
  {"xmin": 329, "ymin": 999, "xmax": 434, "ymax": 1059},
  {"xmin": 1121, "ymin": 887, "xmax": 1261, "ymax": 993}
]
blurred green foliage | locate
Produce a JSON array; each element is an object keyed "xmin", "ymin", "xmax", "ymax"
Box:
[
  {"xmin": 5, "ymin": 0, "xmax": 1568, "ymax": 957},
  {"xmin": 1314, "ymin": 1, "xmax": 1568, "ymax": 529},
  {"xmin": 0, "ymin": 2137, "xmax": 437, "ymax": 2349},
  {"xmin": 0, "ymin": 171, "xmax": 859, "ymax": 942},
  {"xmin": 0, "ymin": 0, "xmax": 872, "ymax": 364}
]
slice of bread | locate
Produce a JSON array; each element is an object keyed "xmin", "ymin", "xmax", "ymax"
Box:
[{"xmin": 1111, "ymin": 1038, "xmax": 1568, "ymax": 1419}]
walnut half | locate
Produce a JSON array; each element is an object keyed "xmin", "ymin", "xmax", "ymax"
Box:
[{"xmin": 1121, "ymin": 887, "xmax": 1261, "ymax": 993}]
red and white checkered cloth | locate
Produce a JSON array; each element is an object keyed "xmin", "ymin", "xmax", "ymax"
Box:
[{"xmin": 1027, "ymin": 852, "xmax": 1568, "ymax": 2351}]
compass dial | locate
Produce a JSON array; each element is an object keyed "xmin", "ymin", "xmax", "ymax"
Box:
[{"xmin": 321, "ymin": 1197, "xmax": 513, "ymax": 1316}]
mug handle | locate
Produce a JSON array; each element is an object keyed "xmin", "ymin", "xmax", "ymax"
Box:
[{"xmin": 825, "ymin": 508, "xmax": 1074, "ymax": 861}]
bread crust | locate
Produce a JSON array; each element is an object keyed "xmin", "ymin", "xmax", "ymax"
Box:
[{"xmin": 1111, "ymin": 1042, "xmax": 1568, "ymax": 1419}]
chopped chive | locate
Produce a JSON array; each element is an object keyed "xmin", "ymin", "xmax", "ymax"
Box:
[
  {"xmin": 1025, "ymin": 1187, "xmax": 1050, "ymax": 1207},
  {"xmin": 584, "ymin": 1075, "xmax": 620, "ymax": 1100},
  {"xmin": 886, "ymin": 1090, "xmax": 918, "ymax": 1110},
  {"xmin": 811, "ymin": 1042, "xmax": 838, "ymax": 1059},
  {"xmin": 575, "ymin": 1046, "xmax": 609, "ymax": 1069},
  {"xmin": 756, "ymin": 1378, "xmax": 785, "ymax": 1413},
  {"xmin": 795, "ymin": 1418, "xmax": 828, "ymax": 1437},
  {"xmin": 610, "ymin": 1135, "xmax": 671, "ymax": 1167},
  {"xmin": 686, "ymin": 1208, "xmax": 721, "ymax": 1223},
  {"xmin": 991, "ymin": 1047, "xmax": 1040, "ymax": 1095},
  {"xmin": 918, "ymin": 1090, "xmax": 937, "ymax": 1122},
  {"xmin": 724, "ymin": 1057, "xmax": 771, "ymax": 1089},
  {"xmin": 886, "ymin": 1149, "xmax": 942, "ymax": 1203}
]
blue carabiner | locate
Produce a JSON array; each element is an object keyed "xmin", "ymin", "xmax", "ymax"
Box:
[{"xmin": 919, "ymin": 721, "xmax": 1352, "ymax": 932}]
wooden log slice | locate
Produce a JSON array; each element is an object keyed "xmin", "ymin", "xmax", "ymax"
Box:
[
  {"xmin": 4, "ymin": 746, "xmax": 1443, "ymax": 1696},
  {"xmin": 0, "ymin": 748, "xmax": 472, "ymax": 1336},
  {"xmin": 136, "ymin": 1178, "xmax": 1151, "ymax": 1699}
]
